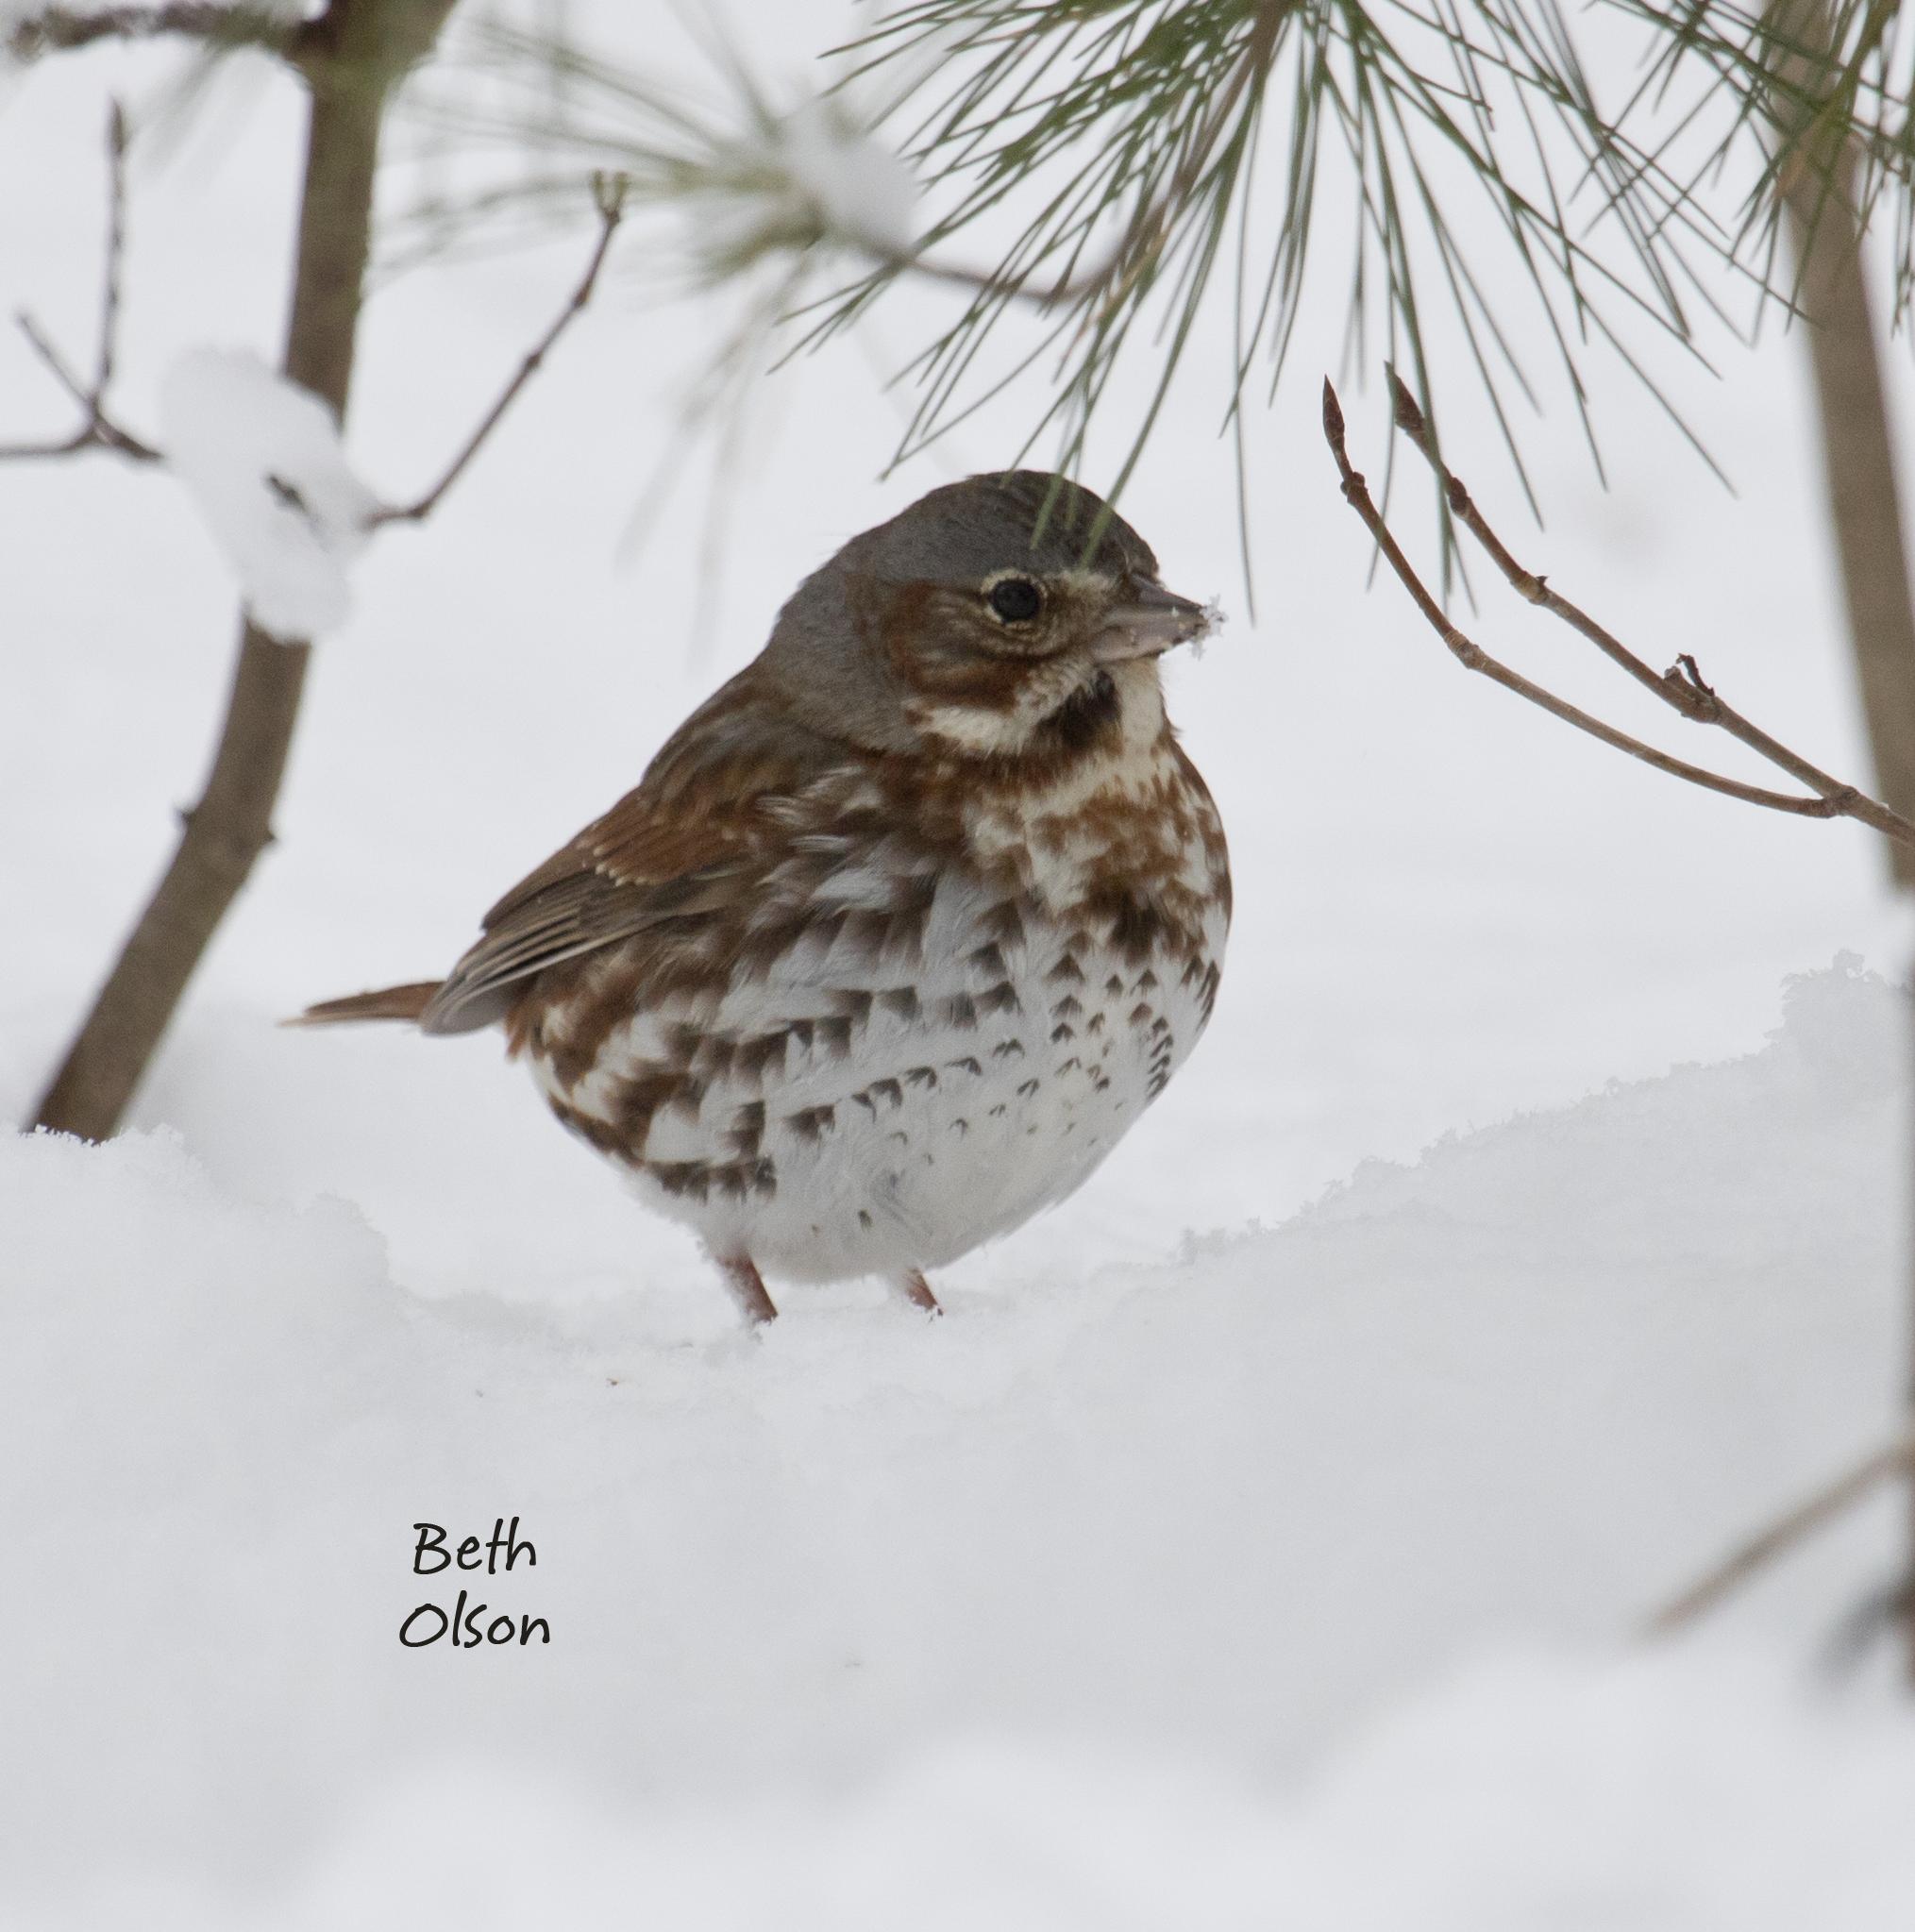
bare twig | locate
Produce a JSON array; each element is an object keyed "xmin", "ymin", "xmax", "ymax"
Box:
[
  {"xmin": 0, "ymin": 103, "xmax": 162, "ymax": 467},
  {"xmin": 1320, "ymin": 378, "xmax": 1915, "ymax": 849},
  {"xmin": 372, "ymin": 172, "xmax": 629, "ymax": 528},
  {"xmin": 95, "ymin": 98, "xmax": 127, "ymax": 400},
  {"xmin": 16, "ymin": 313, "xmax": 92, "ymax": 415},
  {"xmin": 1385, "ymin": 371, "xmax": 1908, "ymax": 824},
  {"xmin": 6, "ymin": 3, "xmax": 298, "ymax": 62},
  {"xmin": 1643, "ymin": 1424, "xmax": 1915, "ymax": 1636},
  {"xmin": 5, "ymin": 137, "xmax": 625, "ymax": 529}
]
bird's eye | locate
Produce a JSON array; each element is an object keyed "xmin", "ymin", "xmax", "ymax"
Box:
[{"xmin": 987, "ymin": 577, "xmax": 1043, "ymax": 624}]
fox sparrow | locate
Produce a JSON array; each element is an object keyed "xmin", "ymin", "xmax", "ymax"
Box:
[{"xmin": 301, "ymin": 472, "xmax": 1230, "ymax": 1322}]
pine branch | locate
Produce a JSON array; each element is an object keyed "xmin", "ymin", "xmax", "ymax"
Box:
[
  {"xmin": 821, "ymin": 0, "xmax": 1741, "ymax": 512},
  {"xmin": 394, "ymin": 2, "xmax": 1915, "ymax": 552}
]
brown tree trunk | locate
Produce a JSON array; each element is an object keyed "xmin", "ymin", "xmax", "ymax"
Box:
[
  {"xmin": 1767, "ymin": 0, "xmax": 1915, "ymax": 889},
  {"xmin": 32, "ymin": 0, "xmax": 455, "ymax": 1140},
  {"xmin": 1764, "ymin": 0, "xmax": 1915, "ymax": 1684},
  {"xmin": 1778, "ymin": 187, "xmax": 1915, "ymax": 891}
]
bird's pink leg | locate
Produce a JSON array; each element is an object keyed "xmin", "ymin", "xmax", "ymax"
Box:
[
  {"xmin": 895, "ymin": 1268, "xmax": 943, "ymax": 1317},
  {"xmin": 716, "ymin": 1255, "xmax": 779, "ymax": 1326}
]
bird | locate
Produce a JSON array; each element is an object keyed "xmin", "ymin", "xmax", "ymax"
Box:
[{"xmin": 297, "ymin": 471, "xmax": 1230, "ymax": 1324}]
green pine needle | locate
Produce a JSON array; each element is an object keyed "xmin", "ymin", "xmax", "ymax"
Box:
[{"xmin": 394, "ymin": 0, "xmax": 1915, "ymax": 581}]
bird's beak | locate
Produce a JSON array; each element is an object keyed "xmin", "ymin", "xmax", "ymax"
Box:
[{"xmin": 1092, "ymin": 581, "xmax": 1214, "ymax": 663}]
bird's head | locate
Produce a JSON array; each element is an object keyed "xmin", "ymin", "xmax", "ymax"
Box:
[{"xmin": 761, "ymin": 471, "xmax": 1213, "ymax": 764}]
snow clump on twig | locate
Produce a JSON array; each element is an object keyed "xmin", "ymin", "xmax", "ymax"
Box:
[
  {"xmin": 160, "ymin": 348, "xmax": 380, "ymax": 643},
  {"xmin": 694, "ymin": 92, "xmax": 918, "ymax": 276}
]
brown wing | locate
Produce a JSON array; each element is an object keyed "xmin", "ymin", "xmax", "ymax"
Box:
[{"xmin": 418, "ymin": 668, "xmax": 856, "ymax": 1035}]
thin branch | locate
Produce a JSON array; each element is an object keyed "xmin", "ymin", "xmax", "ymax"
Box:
[
  {"xmin": 1320, "ymin": 378, "xmax": 1915, "ymax": 849},
  {"xmin": 17, "ymin": 312, "xmax": 92, "ymax": 414},
  {"xmin": 96, "ymin": 98, "xmax": 127, "ymax": 400},
  {"xmin": 1642, "ymin": 1423, "xmax": 1915, "ymax": 1636},
  {"xmin": 0, "ymin": 102, "xmax": 161, "ymax": 466},
  {"xmin": 1384, "ymin": 368, "xmax": 1906, "ymax": 822},
  {"xmin": 1, "ymin": 313, "xmax": 160, "ymax": 462},
  {"xmin": 370, "ymin": 171, "xmax": 629, "ymax": 528},
  {"xmin": 4, "ymin": 139, "xmax": 621, "ymax": 520},
  {"xmin": 5, "ymin": 3, "xmax": 299, "ymax": 63}
]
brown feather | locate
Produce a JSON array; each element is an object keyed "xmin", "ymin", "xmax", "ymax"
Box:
[
  {"xmin": 415, "ymin": 669, "xmax": 863, "ymax": 1037},
  {"xmin": 288, "ymin": 982, "xmax": 443, "ymax": 1027}
]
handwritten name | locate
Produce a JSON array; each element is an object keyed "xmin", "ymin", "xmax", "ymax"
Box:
[{"xmin": 400, "ymin": 1517, "xmax": 550, "ymax": 1648}]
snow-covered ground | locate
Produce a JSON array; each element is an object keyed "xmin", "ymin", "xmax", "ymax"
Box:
[
  {"xmin": 6, "ymin": 963, "xmax": 1910, "ymax": 1924},
  {"xmin": 5, "ymin": 6, "xmax": 1915, "ymax": 1923}
]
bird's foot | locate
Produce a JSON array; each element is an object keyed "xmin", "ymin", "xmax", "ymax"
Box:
[
  {"xmin": 716, "ymin": 1255, "xmax": 779, "ymax": 1326},
  {"xmin": 895, "ymin": 1268, "xmax": 943, "ymax": 1319}
]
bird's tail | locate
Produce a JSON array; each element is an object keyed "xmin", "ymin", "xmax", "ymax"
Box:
[{"xmin": 287, "ymin": 981, "xmax": 443, "ymax": 1027}]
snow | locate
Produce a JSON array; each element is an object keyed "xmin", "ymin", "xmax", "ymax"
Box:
[
  {"xmin": 2, "ymin": 962, "xmax": 1910, "ymax": 1921},
  {"xmin": 696, "ymin": 92, "xmax": 919, "ymax": 273},
  {"xmin": 159, "ymin": 347, "xmax": 380, "ymax": 642},
  {"xmin": 21, "ymin": 1659, "xmax": 1915, "ymax": 1929},
  {"xmin": 6, "ymin": 3, "xmax": 1915, "ymax": 1919},
  {"xmin": 777, "ymin": 95, "xmax": 918, "ymax": 255}
]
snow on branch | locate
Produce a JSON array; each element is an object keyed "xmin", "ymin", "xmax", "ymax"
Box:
[
  {"xmin": 5, "ymin": 141, "xmax": 629, "ymax": 643},
  {"xmin": 690, "ymin": 92, "xmax": 919, "ymax": 278},
  {"xmin": 412, "ymin": 21, "xmax": 925, "ymax": 277},
  {"xmin": 1321, "ymin": 374, "xmax": 1915, "ymax": 854},
  {"xmin": 160, "ymin": 349, "xmax": 378, "ymax": 641}
]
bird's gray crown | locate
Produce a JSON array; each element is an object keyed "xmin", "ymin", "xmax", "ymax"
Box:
[{"xmin": 851, "ymin": 470, "xmax": 1160, "ymax": 588}]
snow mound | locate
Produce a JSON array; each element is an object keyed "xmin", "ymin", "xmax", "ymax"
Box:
[
  {"xmin": 159, "ymin": 348, "xmax": 379, "ymax": 641},
  {"xmin": 2, "ymin": 960, "xmax": 1909, "ymax": 1917},
  {"xmin": 1295, "ymin": 950, "xmax": 1905, "ymax": 1254},
  {"xmin": 26, "ymin": 1655, "xmax": 1915, "ymax": 1928}
]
